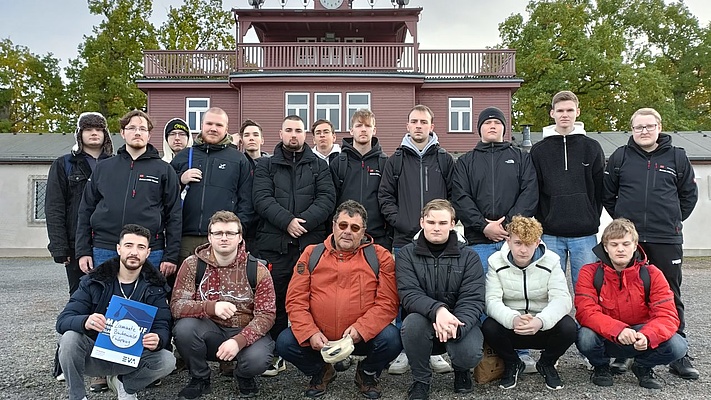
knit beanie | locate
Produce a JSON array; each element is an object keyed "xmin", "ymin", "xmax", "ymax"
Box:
[
  {"xmin": 73, "ymin": 112, "xmax": 113, "ymax": 155},
  {"xmin": 164, "ymin": 118, "xmax": 190, "ymax": 139},
  {"xmin": 477, "ymin": 107, "xmax": 507, "ymax": 136}
]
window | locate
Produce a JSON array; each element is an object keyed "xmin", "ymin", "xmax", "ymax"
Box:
[
  {"xmin": 30, "ymin": 178, "xmax": 47, "ymax": 224},
  {"xmin": 346, "ymin": 93, "xmax": 371, "ymax": 128},
  {"xmin": 286, "ymin": 93, "xmax": 310, "ymax": 126},
  {"xmin": 315, "ymin": 93, "xmax": 342, "ymax": 131},
  {"xmin": 186, "ymin": 98, "xmax": 210, "ymax": 133},
  {"xmin": 449, "ymin": 98, "xmax": 472, "ymax": 132}
]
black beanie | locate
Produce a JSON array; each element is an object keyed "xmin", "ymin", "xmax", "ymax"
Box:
[
  {"xmin": 164, "ymin": 118, "xmax": 190, "ymax": 139},
  {"xmin": 477, "ymin": 107, "xmax": 507, "ymax": 136}
]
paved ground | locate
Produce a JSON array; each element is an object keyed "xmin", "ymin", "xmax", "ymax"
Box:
[{"xmin": 1, "ymin": 257, "xmax": 710, "ymax": 400}]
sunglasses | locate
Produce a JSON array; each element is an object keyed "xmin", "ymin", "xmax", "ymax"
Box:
[{"xmin": 337, "ymin": 221, "xmax": 362, "ymax": 233}]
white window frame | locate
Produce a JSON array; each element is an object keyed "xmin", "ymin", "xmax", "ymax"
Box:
[
  {"xmin": 314, "ymin": 93, "xmax": 342, "ymax": 131},
  {"xmin": 286, "ymin": 92, "xmax": 310, "ymax": 127},
  {"xmin": 449, "ymin": 97, "xmax": 473, "ymax": 133},
  {"xmin": 346, "ymin": 92, "xmax": 371, "ymax": 128},
  {"xmin": 28, "ymin": 176, "xmax": 47, "ymax": 225},
  {"xmin": 186, "ymin": 98, "xmax": 210, "ymax": 133}
]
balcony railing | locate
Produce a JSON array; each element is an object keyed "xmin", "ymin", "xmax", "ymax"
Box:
[{"xmin": 143, "ymin": 45, "xmax": 516, "ymax": 78}]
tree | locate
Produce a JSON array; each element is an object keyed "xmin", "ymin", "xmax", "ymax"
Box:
[
  {"xmin": 64, "ymin": 0, "xmax": 158, "ymax": 132},
  {"xmin": 0, "ymin": 39, "xmax": 68, "ymax": 133},
  {"xmin": 158, "ymin": 0, "xmax": 234, "ymax": 50}
]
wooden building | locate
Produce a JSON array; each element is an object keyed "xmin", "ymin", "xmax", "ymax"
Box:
[{"xmin": 137, "ymin": 0, "xmax": 521, "ymax": 155}]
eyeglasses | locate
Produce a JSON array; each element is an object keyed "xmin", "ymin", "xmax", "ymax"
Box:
[
  {"xmin": 337, "ymin": 221, "xmax": 362, "ymax": 233},
  {"xmin": 632, "ymin": 124, "xmax": 658, "ymax": 133},
  {"xmin": 168, "ymin": 132, "xmax": 189, "ymax": 138},
  {"xmin": 124, "ymin": 126, "xmax": 149, "ymax": 134},
  {"xmin": 209, "ymin": 231, "xmax": 240, "ymax": 239},
  {"xmin": 314, "ymin": 130, "xmax": 332, "ymax": 136}
]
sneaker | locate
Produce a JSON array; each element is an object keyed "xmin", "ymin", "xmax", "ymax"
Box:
[
  {"xmin": 177, "ymin": 377, "xmax": 212, "ymax": 400},
  {"xmin": 334, "ymin": 356, "xmax": 352, "ymax": 372},
  {"xmin": 388, "ymin": 352, "xmax": 409, "ymax": 374},
  {"xmin": 429, "ymin": 355, "xmax": 453, "ymax": 373},
  {"xmin": 89, "ymin": 376, "xmax": 109, "ymax": 392},
  {"xmin": 107, "ymin": 375, "xmax": 137, "ymax": 400},
  {"xmin": 262, "ymin": 356, "xmax": 286, "ymax": 377},
  {"xmin": 631, "ymin": 362, "xmax": 663, "ymax": 389},
  {"xmin": 453, "ymin": 370, "xmax": 473, "ymax": 393},
  {"xmin": 407, "ymin": 381, "xmax": 430, "ymax": 400},
  {"xmin": 305, "ymin": 364, "xmax": 337, "ymax": 398},
  {"xmin": 519, "ymin": 354, "xmax": 537, "ymax": 374},
  {"xmin": 354, "ymin": 365, "xmax": 381, "ymax": 399},
  {"xmin": 499, "ymin": 360, "xmax": 525, "ymax": 389},
  {"xmin": 236, "ymin": 376, "xmax": 259, "ymax": 398},
  {"xmin": 591, "ymin": 365, "xmax": 614, "ymax": 387},
  {"xmin": 220, "ymin": 361, "xmax": 236, "ymax": 377},
  {"xmin": 55, "ymin": 372, "xmax": 65, "ymax": 382},
  {"xmin": 610, "ymin": 357, "xmax": 631, "ymax": 374},
  {"xmin": 536, "ymin": 361, "xmax": 564, "ymax": 390},
  {"xmin": 669, "ymin": 355, "xmax": 699, "ymax": 380}
]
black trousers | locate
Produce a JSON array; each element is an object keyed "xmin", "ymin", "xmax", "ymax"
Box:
[
  {"xmin": 482, "ymin": 315, "xmax": 577, "ymax": 365},
  {"xmin": 260, "ymin": 245, "xmax": 302, "ymax": 346},
  {"xmin": 640, "ymin": 242, "xmax": 685, "ymax": 335},
  {"xmin": 64, "ymin": 256, "xmax": 84, "ymax": 296}
]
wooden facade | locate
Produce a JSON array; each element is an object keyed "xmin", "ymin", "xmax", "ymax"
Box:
[{"xmin": 137, "ymin": 2, "xmax": 521, "ymax": 155}]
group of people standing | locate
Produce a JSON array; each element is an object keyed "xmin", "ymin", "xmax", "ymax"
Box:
[{"xmin": 45, "ymin": 89, "xmax": 698, "ymax": 400}]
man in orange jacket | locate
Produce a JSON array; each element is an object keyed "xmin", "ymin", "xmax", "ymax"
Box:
[{"xmin": 277, "ymin": 200, "xmax": 401, "ymax": 399}]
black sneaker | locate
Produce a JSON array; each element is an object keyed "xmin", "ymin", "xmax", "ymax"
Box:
[
  {"xmin": 236, "ymin": 376, "xmax": 259, "ymax": 398},
  {"xmin": 305, "ymin": 364, "xmax": 337, "ymax": 398},
  {"xmin": 591, "ymin": 365, "xmax": 614, "ymax": 387},
  {"xmin": 453, "ymin": 370, "xmax": 472, "ymax": 393},
  {"xmin": 609, "ymin": 358, "xmax": 629, "ymax": 374},
  {"xmin": 536, "ymin": 361, "xmax": 563, "ymax": 390},
  {"xmin": 178, "ymin": 377, "xmax": 212, "ymax": 400},
  {"xmin": 499, "ymin": 360, "xmax": 525, "ymax": 389},
  {"xmin": 407, "ymin": 381, "xmax": 430, "ymax": 400},
  {"xmin": 354, "ymin": 366, "xmax": 381, "ymax": 399},
  {"xmin": 669, "ymin": 355, "xmax": 699, "ymax": 380},
  {"xmin": 631, "ymin": 363, "xmax": 663, "ymax": 389}
]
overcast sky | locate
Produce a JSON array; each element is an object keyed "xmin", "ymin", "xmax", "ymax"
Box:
[{"xmin": 1, "ymin": 0, "xmax": 710, "ymax": 69}]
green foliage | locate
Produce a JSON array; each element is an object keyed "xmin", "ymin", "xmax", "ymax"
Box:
[
  {"xmin": 0, "ymin": 39, "xmax": 67, "ymax": 133},
  {"xmin": 64, "ymin": 0, "xmax": 158, "ymax": 133},
  {"xmin": 158, "ymin": 0, "xmax": 234, "ymax": 50}
]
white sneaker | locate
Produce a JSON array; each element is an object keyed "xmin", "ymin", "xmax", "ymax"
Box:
[
  {"xmin": 56, "ymin": 372, "xmax": 65, "ymax": 382},
  {"xmin": 430, "ymin": 355, "xmax": 453, "ymax": 374},
  {"xmin": 262, "ymin": 356, "xmax": 286, "ymax": 377},
  {"xmin": 519, "ymin": 354, "xmax": 537, "ymax": 374},
  {"xmin": 388, "ymin": 352, "xmax": 409, "ymax": 374},
  {"xmin": 106, "ymin": 375, "xmax": 137, "ymax": 400}
]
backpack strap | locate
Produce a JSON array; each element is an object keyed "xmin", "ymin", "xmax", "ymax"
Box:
[
  {"xmin": 593, "ymin": 262, "xmax": 651, "ymax": 306},
  {"xmin": 196, "ymin": 254, "xmax": 264, "ymax": 293},
  {"xmin": 611, "ymin": 145, "xmax": 628, "ymax": 178},
  {"xmin": 435, "ymin": 147, "xmax": 451, "ymax": 177},
  {"xmin": 377, "ymin": 152, "xmax": 388, "ymax": 174},
  {"xmin": 391, "ymin": 149, "xmax": 404, "ymax": 182},
  {"xmin": 336, "ymin": 152, "xmax": 349, "ymax": 187},
  {"xmin": 308, "ymin": 242, "xmax": 379, "ymax": 280},
  {"xmin": 673, "ymin": 147, "xmax": 688, "ymax": 186},
  {"xmin": 593, "ymin": 263, "xmax": 604, "ymax": 298},
  {"xmin": 63, "ymin": 154, "xmax": 73, "ymax": 177},
  {"xmin": 308, "ymin": 243, "xmax": 327, "ymax": 274},
  {"xmin": 195, "ymin": 258, "xmax": 207, "ymax": 293}
]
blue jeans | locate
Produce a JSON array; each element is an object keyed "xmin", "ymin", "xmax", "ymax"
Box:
[
  {"xmin": 470, "ymin": 241, "xmax": 505, "ymax": 274},
  {"xmin": 576, "ymin": 326, "xmax": 687, "ymax": 368},
  {"xmin": 542, "ymin": 234, "xmax": 597, "ymax": 290},
  {"xmin": 93, "ymin": 247, "xmax": 163, "ymax": 270},
  {"xmin": 276, "ymin": 325, "xmax": 402, "ymax": 377}
]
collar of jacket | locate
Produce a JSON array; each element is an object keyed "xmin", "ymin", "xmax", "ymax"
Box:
[
  {"xmin": 413, "ymin": 231, "xmax": 461, "ymax": 257},
  {"xmin": 87, "ymin": 257, "xmax": 167, "ymax": 287},
  {"xmin": 474, "ymin": 141, "xmax": 511, "ymax": 152},
  {"xmin": 117, "ymin": 144, "xmax": 161, "ymax": 160}
]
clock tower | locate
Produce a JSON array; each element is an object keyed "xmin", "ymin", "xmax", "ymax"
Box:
[{"xmin": 315, "ymin": 0, "xmax": 350, "ymax": 10}]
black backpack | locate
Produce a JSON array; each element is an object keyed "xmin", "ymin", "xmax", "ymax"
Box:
[
  {"xmin": 308, "ymin": 242, "xmax": 379, "ymax": 279},
  {"xmin": 592, "ymin": 263, "xmax": 651, "ymax": 306},
  {"xmin": 195, "ymin": 253, "xmax": 266, "ymax": 292}
]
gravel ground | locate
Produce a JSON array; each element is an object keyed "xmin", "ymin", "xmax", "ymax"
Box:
[{"xmin": 1, "ymin": 257, "xmax": 710, "ymax": 400}]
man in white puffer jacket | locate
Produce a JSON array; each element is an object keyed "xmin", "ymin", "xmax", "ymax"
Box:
[{"xmin": 483, "ymin": 216, "xmax": 577, "ymax": 391}]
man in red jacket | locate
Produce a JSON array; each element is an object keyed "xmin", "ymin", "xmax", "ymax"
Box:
[
  {"xmin": 277, "ymin": 200, "xmax": 401, "ymax": 399},
  {"xmin": 575, "ymin": 218, "xmax": 687, "ymax": 389}
]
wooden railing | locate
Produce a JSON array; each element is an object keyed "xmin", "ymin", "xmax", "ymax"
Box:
[{"xmin": 143, "ymin": 45, "xmax": 516, "ymax": 78}]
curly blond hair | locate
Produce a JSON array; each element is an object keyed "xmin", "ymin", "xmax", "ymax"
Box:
[{"xmin": 506, "ymin": 215, "xmax": 543, "ymax": 245}]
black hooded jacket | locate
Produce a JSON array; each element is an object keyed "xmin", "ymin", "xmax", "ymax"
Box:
[
  {"xmin": 56, "ymin": 258, "xmax": 171, "ymax": 349},
  {"xmin": 602, "ymin": 134, "xmax": 698, "ymax": 244},
  {"xmin": 452, "ymin": 141, "xmax": 538, "ymax": 244},
  {"xmin": 76, "ymin": 144, "xmax": 182, "ymax": 263}
]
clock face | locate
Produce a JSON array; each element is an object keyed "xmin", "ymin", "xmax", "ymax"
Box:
[{"xmin": 319, "ymin": 0, "xmax": 345, "ymax": 9}]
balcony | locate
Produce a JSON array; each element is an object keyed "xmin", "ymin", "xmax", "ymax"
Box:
[{"xmin": 143, "ymin": 44, "xmax": 516, "ymax": 79}]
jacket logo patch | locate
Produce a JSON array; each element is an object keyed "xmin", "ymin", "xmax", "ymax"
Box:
[
  {"xmin": 218, "ymin": 163, "xmax": 227, "ymax": 170},
  {"xmin": 296, "ymin": 262, "xmax": 306, "ymax": 275},
  {"xmin": 138, "ymin": 174, "xmax": 160, "ymax": 184},
  {"xmin": 505, "ymin": 159, "xmax": 515, "ymax": 164},
  {"xmin": 582, "ymin": 162, "xmax": 590, "ymax": 167}
]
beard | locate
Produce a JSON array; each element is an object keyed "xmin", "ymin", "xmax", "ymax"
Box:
[
  {"xmin": 282, "ymin": 141, "xmax": 303, "ymax": 152},
  {"xmin": 120, "ymin": 255, "xmax": 144, "ymax": 271}
]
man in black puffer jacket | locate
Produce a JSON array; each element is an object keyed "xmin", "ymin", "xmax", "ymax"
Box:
[
  {"xmin": 252, "ymin": 115, "xmax": 335, "ymax": 372},
  {"xmin": 57, "ymin": 224, "xmax": 175, "ymax": 400}
]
